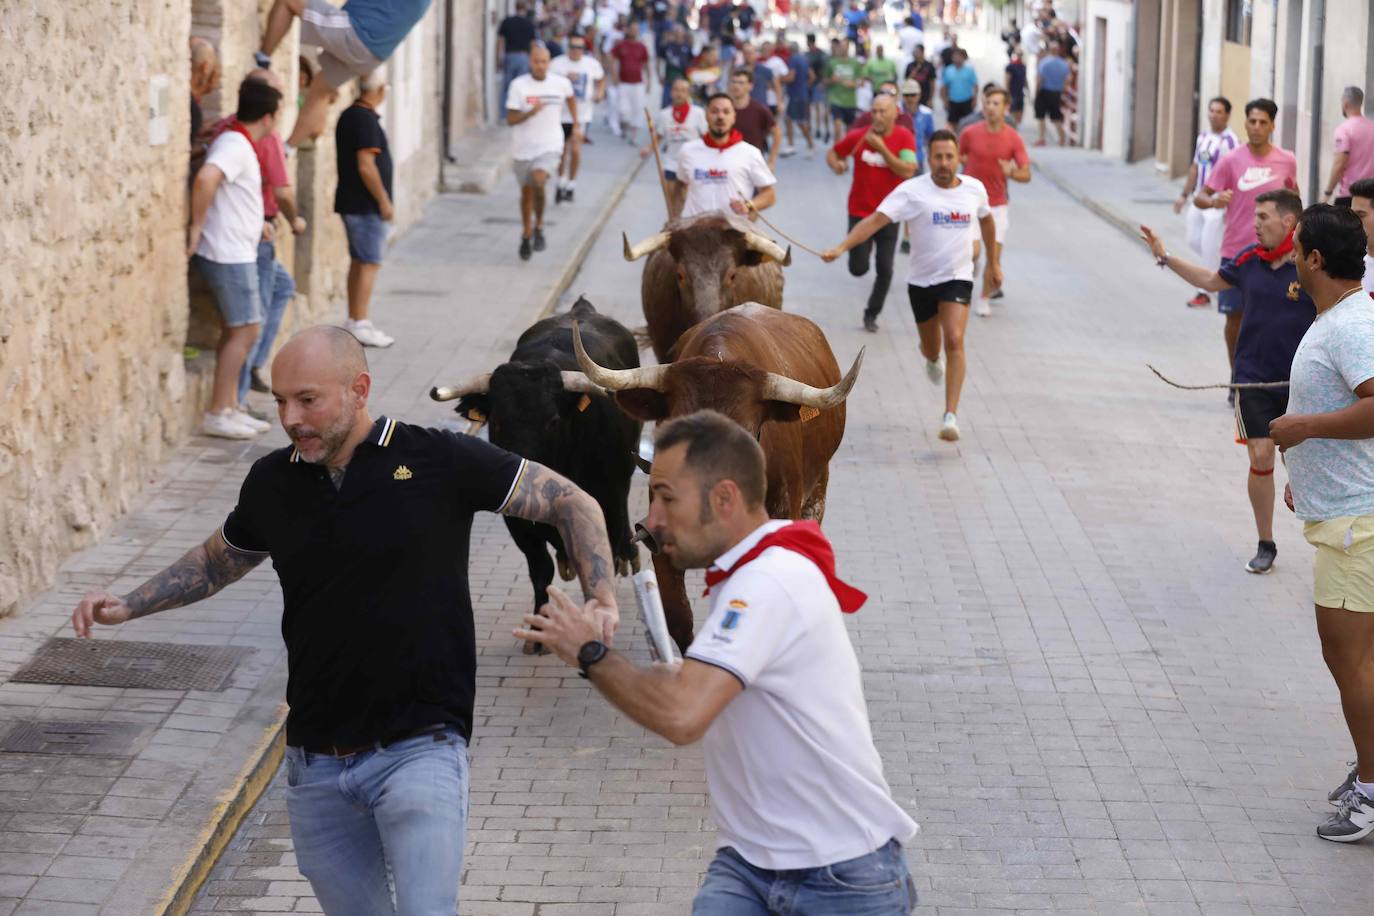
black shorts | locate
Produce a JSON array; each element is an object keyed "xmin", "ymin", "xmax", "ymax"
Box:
[
  {"xmin": 830, "ymin": 104, "xmax": 858, "ymax": 126},
  {"xmin": 1034, "ymin": 88, "xmax": 1063, "ymax": 121},
  {"xmin": 908, "ymin": 279, "xmax": 973, "ymax": 324},
  {"xmin": 1234, "ymin": 387, "xmax": 1289, "ymax": 443},
  {"xmin": 947, "ymin": 99, "xmax": 974, "ymax": 122},
  {"xmin": 562, "ymin": 122, "xmax": 574, "ymax": 140}
]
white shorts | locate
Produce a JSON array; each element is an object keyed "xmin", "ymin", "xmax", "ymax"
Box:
[
  {"xmin": 1185, "ymin": 203, "xmax": 1225, "ymax": 270},
  {"xmin": 991, "ymin": 204, "xmax": 1010, "ymax": 245},
  {"xmin": 513, "ymin": 152, "xmax": 562, "ymax": 186},
  {"xmin": 618, "ymin": 82, "xmax": 647, "ymax": 123}
]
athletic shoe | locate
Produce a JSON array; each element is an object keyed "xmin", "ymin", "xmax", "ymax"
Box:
[
  {"xmin": 347, "ymin": 319, "xmax": 395, "ymax": 348},
  {"xmin": 863, "ymin": 316, "xmax": 878, "ymax": 333},
  {"xmin": 564, "ymin": 188, "xmax": 575, "ymax": 203},
  {"xmin": 989, "ymin": 289, "xmax": 1005, "ymax": 301},
  {"xmin": 1318, "ymin": 788, "xmax": 1374, "ymax": 842},
  {"xmin": 532, "ymin": 227, "xmax": 546, "ymax": 252},
  {"xmin": 1245, "ymin": 540, "xmax": 1277, "ymax": 574},
  {"xmin": 1331, "ymin": 763, "xmax": 1359, "ymax": 804},
  {"xmin": 1188, "ymin": 292, "xmax": 1211, "ymax": 308},
  {"xmin": 554, "ymin": 187, "xmax": 565, "ymax": 205},
  {"xmin": 253, "ymin": 51, "xmax": 271, "ymax": 69},
  {"xmin": 938, "ymin": 411, "xmax": 960, "ymax": 442},
  {"xmin": 202, "ymin": 409, "xmax": 257, "ymax": 440},
  {"xmin": 249, "ymin": 368, "xmax": 270, "ymax": 394},
  {"xmin": 780, "ymin": 144, "xmax": 797, "ymax": 157},
  {"xmin": 900, "ymin": 238, "xmax": 910, "ymax": 254},
  {"xmin": 973, "ymin": 298, "xmax": 992, "ymax": 317},
  {"xmin": 925, "ymin": 354, "xmax": 945, "ymax": 385},
  {"xmin": 519, "ymin": 236, "xmax": 532, "ymax": 261},
  {"xmin": 233, "ymin": 407, "xmax": 272, "ymax": 433}
]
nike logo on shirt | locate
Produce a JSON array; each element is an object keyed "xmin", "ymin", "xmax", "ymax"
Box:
[{"xmin": 1236, "ymin": 167, "xmax": 1276, "ymax": 192}]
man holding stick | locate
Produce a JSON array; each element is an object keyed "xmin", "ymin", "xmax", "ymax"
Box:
[{"xmin": 644, "ymin": 79, "xmax": 707, "ymax": 218}]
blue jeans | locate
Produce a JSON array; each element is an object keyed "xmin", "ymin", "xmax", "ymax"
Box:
[
  {"xmin": 502, "ymin": 51, "xmax": 530, "ymax": 110},
  {"xmin": 693, "ymin": 840, "xmax": 917, "ymax": 915},
  {"xmin": 236, "ymin": 239, "xmax": 295, "ymax": 404},
  {"xmin": 284, "ymin": 728, "xmax": 469, "ymax": 916}
]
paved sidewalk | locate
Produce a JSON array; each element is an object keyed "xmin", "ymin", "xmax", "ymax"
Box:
[{"xmin": 0, "ymin": 125, "xmax": 644, "ymax": 915}]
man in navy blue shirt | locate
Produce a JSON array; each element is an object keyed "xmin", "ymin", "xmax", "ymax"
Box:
[{"xmin": 1140, "ymin": 189, "xmax": 1314, "ymax": 576}]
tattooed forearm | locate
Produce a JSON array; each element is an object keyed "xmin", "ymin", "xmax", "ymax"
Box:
[
  {"xmin": 125, "ymin": 531, "xmax": 266, "ymax": 619},
  {"xmin": 505, "ymin": 464, "xmax": 617, "ymax": 604}
]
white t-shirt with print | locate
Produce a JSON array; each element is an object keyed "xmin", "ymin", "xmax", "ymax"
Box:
[
  {"xmin": 654, "ymin": 104, "xmax": 707, "ymax": 172},
  {"xmin": 763, "ymin": 56, "xmax": 788, "ymax": 107},
  {"xmin": 877, "ymin": 173, "xmax": 991, "ymax": 286},
  {"xmin": 550, "ymin": 54, "xmax": 605, "ymax": 124},
  {"xmin": 1287, "ymin": 292, "xmax": 1374, "ymax": 520},
  {"xmin": 1363, "ymin": 254, "xmax": 1374, "ymax": 299},
  {"xmin": 506, "ymin": 72, "xmax": 574, "ymax": 160},
  {"xmin": 684, "ymin": 520, "xmax": 920, "ymax": 870},
  {"xmin": 677, "ymin": 138, "xmax": 777, "ymax": 218},
  {"xmin": 197, "ymin": 131, "xmax": 263, "ymax": 264}
]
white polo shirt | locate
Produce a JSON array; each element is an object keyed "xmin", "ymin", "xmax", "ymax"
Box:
[
  {"xmin": 677, "ymin": 137, "xmax": 776, "ymax": 218},
  {"xmin": 684, "ymin": 520, "xmax": 919, "ymax": 870}
]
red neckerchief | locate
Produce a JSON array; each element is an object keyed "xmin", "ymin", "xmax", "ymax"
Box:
[
  {"xmin": 703, "ymin": 521, "xmax": 867, "ymax": 613},
  {"xmin": 672, "ymin": 103, "xmax": 691, "ymax": 123},
  {"xmin": 703, "ymin": 128, "xmax": 744, "ymax": 150},
  {"xmin": 1234, "ymin": 229, "xmax": 1295, "ymax": 266}
]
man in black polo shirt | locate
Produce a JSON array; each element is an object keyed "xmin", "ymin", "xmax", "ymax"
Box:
[
  {"xmin": 70, "ymin": 326, "xmax": 618, "ymax": 915},
  {"xmin": 1140, "ymin": 189, "xmax": 1315, "ymax": 576}
]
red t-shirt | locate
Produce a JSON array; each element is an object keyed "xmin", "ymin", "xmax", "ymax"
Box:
[
  {"xmin": 957, "ymin": 121, "xmax": 1028, "ymax": 207},
  {"xmin": 611, "ymin": 40, "xmax": 650, "ymax": 84},
  {"xmin": 833, "ymin": 125, "xmax": 916, "ymax": 217}
]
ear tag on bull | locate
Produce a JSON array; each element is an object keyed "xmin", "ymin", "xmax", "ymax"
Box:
[
  {"xmin": 577, "ymin": 394, "xmax": 592, "ymax": 412},
  {"xmin": 799, "ymin": 406, "xmax": 820, "ymax": 422},
  {"xmin": 466, "ymin": 408, "xmax": 487, "ymax": 423}
]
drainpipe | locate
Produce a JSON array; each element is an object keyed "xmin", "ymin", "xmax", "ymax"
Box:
[
  {"xmin": 442, "ymin": 0, "xmax": 455, "ymax": 164},
  {"xmin": 1307, "ymin": 0, "xmax": 1325, "ymax": 198}
]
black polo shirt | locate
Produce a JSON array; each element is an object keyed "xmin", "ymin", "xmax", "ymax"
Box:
[{"xmin": 221, "ymin": 417, "xmax": 526, "ymax": 748}]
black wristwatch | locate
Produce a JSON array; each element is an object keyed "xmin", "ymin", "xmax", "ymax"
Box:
[{"xmin": 577, "ymin": 640, "xmax": 609, "ymax": 679}]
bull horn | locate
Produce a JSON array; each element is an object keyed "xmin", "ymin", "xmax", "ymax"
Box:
[
  {"xmin": 572, "ymin": 322, "xmax": 670, "ymax": 392},
  {"xmin": 760, "ymin": 348, "xmax": 865, "ymax": 410},
  {"xmin": 559, "ymin": 371, "xmax": 608, "ymax": 397},
  {"xmin": 430, "ymin": 373, "xmax": 492, "ymax": 401},
  {"xmin": 623, "ymin": 230, "xmax": 672, "ymax": 261},
  {"xmin": 743, "ymin": 231, "xmax": 791, "ymax": 266}
]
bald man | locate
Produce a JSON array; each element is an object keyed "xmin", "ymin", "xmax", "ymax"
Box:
[
  {"xmin": 506, "ymin": 45, "xmax": 576, "ymax": 260},
  {"xmin": 71, "ymin": 326, "xmax": 620, "ymax": 915},
  {"xmin": 189, "ymin": 36, "xmax": 220, "ymax": 152}
]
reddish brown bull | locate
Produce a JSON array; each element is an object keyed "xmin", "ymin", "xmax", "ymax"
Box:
[
  {"xmin": 573, "ymin": 304, "xmax": 863, "ymax": 651},
  {"xmin": 624, "ymin": 212, "xmax": 792, "ymax": 362}
]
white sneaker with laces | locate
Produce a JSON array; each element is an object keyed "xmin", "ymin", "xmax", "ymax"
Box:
[
  {"xmin": 202, "ymin": 409, "xmax": 257, "ymax": 440},
  {"xmin": 973, "ymin": 298, "xmax": 992, "ymax": 317},
  {"xmin": 347, "ymin": 319, "xmax": 395, "ymax": 348},
  {"xmin": 925, "ymin": 354, "xmax": 945, "ymax": 385},
  {"xmin": 232, "ymin": 408, "xmax": 271, "ymax": 433},
  {"xmin": 781, "ymin": 144, "xmax": 797, "ymax": 157},
  {"xmin": 938, "ymin": 411, "xmax": 960, "ymax": 442}
]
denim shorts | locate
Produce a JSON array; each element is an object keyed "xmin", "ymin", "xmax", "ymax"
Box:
[
  {"xmin": 342, "ymin": 212, "xmax": 388, "ymax": 264},
  {"xmin": 191, "ymin": 255, "xmax": 263, "ymax": 328}
]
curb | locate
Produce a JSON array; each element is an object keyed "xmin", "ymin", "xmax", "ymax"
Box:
[
  {"xmin": 155, "ymin": 147, "xmax": 648, "ymax": 914},
  {"xmin": 154, "ymin": 706, "xmax": 287, "ymax": 916},
  {"xmin": 1032, "ymin": 158, "xmax": 1142, "ymax": 244}
]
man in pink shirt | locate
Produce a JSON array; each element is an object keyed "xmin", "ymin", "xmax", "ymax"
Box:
[
  {"xmin": 1196, "ymin": 97, "xmax": 1298, "ymax": 379},
  {"xmin": 1323, "ymin": 87, "xmax": 1374, "ymax": 208}
]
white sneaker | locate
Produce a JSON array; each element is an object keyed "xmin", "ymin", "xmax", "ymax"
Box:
[
  {"xmin": 781, "ymin": 144, "xmax": 797, "ymax": 157},
  {"xmin": 925, "ymin": 354, "xmax": 945, "ymax": 385},
  {"xmin": 973, "ymin": 298, "xmax": 992, "ymax": 317},
  {"xmin": 232, "ymin": 407, "xmax": 271, "ymax": 433},
  {"xmin": 347, "ymin": 319, "xmax": 395, "ymax": 348},
  {"xmin": 202, "ymin": 409, "xmax": 257, "ymax": 440},
  {"xmin": 938, "ymin": 411, "xmax": 960, "ymax": 442}
]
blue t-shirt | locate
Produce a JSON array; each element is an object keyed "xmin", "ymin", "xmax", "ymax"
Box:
[
  {"xmin": 345, "ymin": 0, "xmax": 432, "ymax": 61},
  {"xmin": 912, "ymin": 106, "xmax": 935, "ymax": 166},
  {"xmin": 1037, "ymin": 55, "xmax": 1070, "ymax": 92},
  {"xmin": 1218, "ymin": 250, "xmax": 1315, "ymax": 384},
  {"xmin": 752, "ymin": 62, "xmax": 773, "ymax": 104},
  {"xmin": 786, "ymin": 55, "xmax": 810, "ymax": 100},
  {"xmin": 941, "ymin": 63, "xmax": 977, "ymax": 103},
  {"xmin": 843, "ymin": 7, "xmax": 868, "ymax": 39}
]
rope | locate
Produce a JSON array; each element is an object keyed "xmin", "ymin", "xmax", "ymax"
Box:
[
  {"xmin": 743, "ymin": 200, "xmax": 828, "ymax": 259},
  {"xmin": 1146, "ymin": 364, "xmax": 1289, "ymax": 390}
]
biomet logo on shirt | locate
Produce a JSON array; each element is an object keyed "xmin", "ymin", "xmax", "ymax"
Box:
[
  {"xmin": 694, "ymin": 168, "xmax": 729, "ymax": 181},
  {"xmin": 933, "ymin": 211, "xmax": 972, "ymax": 226}
]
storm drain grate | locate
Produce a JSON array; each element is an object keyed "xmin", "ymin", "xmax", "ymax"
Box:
[
  {"xmin": 0, "ymin": 720, "xmax": 152, "ymax": 756},
  {"xmin": 10, "ymin": 638, "xmax": 253, "ymax": 691}
]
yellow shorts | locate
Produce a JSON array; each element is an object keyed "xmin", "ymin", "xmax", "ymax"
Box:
[{"xmin": 1304, "ymin": 515, "xmax": 1374, "ymax": 613}]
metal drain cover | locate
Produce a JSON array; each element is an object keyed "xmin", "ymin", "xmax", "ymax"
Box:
[
  {"xmin": 0, "ymin": 720, "xmax": 152, "ymax": 756},
  {"xmin": 10, "ymin": 638, "xmax": 252, "ymax": 691}
]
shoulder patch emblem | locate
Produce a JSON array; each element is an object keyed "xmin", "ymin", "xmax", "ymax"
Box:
[
  {"xmin": 393, "ymin": 465, "xmax": 413, "ymax": 481},
  {"xmin": 1287, "ymin": 281, "xmax": 1301, "ymax": 301},
  {"xmin": 721, "ymin": 609, "xmax": 742, "ymax": 630}
]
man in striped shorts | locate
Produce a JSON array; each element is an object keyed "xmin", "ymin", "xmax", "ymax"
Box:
[{"xmin": 1174, "ymin": 96, "xmax": 1239, "ymax": 308}]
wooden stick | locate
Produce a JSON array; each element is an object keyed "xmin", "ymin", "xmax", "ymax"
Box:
[
  {"xmin": 644, "ymin": 107, "xmax": 673, "ymax": 218},
  {"xmin": 1146, "ymin": 364, "xmax": 1289, "ymax": 390}
]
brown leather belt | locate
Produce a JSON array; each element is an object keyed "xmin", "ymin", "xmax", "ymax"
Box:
[{"xmin": 298, "ymin": 722, "xmax": 449, "ymax": 758}]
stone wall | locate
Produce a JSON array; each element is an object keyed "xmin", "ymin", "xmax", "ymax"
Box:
[{"xmin": 0, "ymin": 1, "xmax": 454, "ymax": 620}]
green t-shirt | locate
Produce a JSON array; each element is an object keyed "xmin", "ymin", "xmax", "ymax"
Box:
[
  {"xmin": 825, "ymin": 58, "xmax": 861, "ymax": 108},
  {"xmin": 864, "ymin": 57, "xmax": 898, "ymax": 87}
]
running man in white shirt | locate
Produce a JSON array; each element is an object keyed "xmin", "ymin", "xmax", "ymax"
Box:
[
  {"xmin": 644, "ymin": 78, "xmax": 707, "ymax": 217},
  {"xmin": 823, "ymin": 128, "xmax": 999, "ymax": 442},
  {"xmin": 515, "ymin": 410, "xmax": 920, "ymax": 914},
  {"xmin": 506, "ymin": 44, "xmax": 577, "ymax": 260},
  {"xmin": 677, "ymin": 93, "xmax": 778, "ymax": 220},
  {"xmin": 1174, "ymin": 96, "xmax": 1240, "ymax": 308},
  {"xmin": 550, "ymin": 35, "xmax": 606, "ymax": 204}
]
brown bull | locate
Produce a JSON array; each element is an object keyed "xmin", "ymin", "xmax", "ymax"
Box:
[
  {"xmin": 625, "ymin": 212, "xmax": 791, "ymax": 362},
  {"xmin": 573, "ymin": 304, "xmax": 863, "ymax": 651}
]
